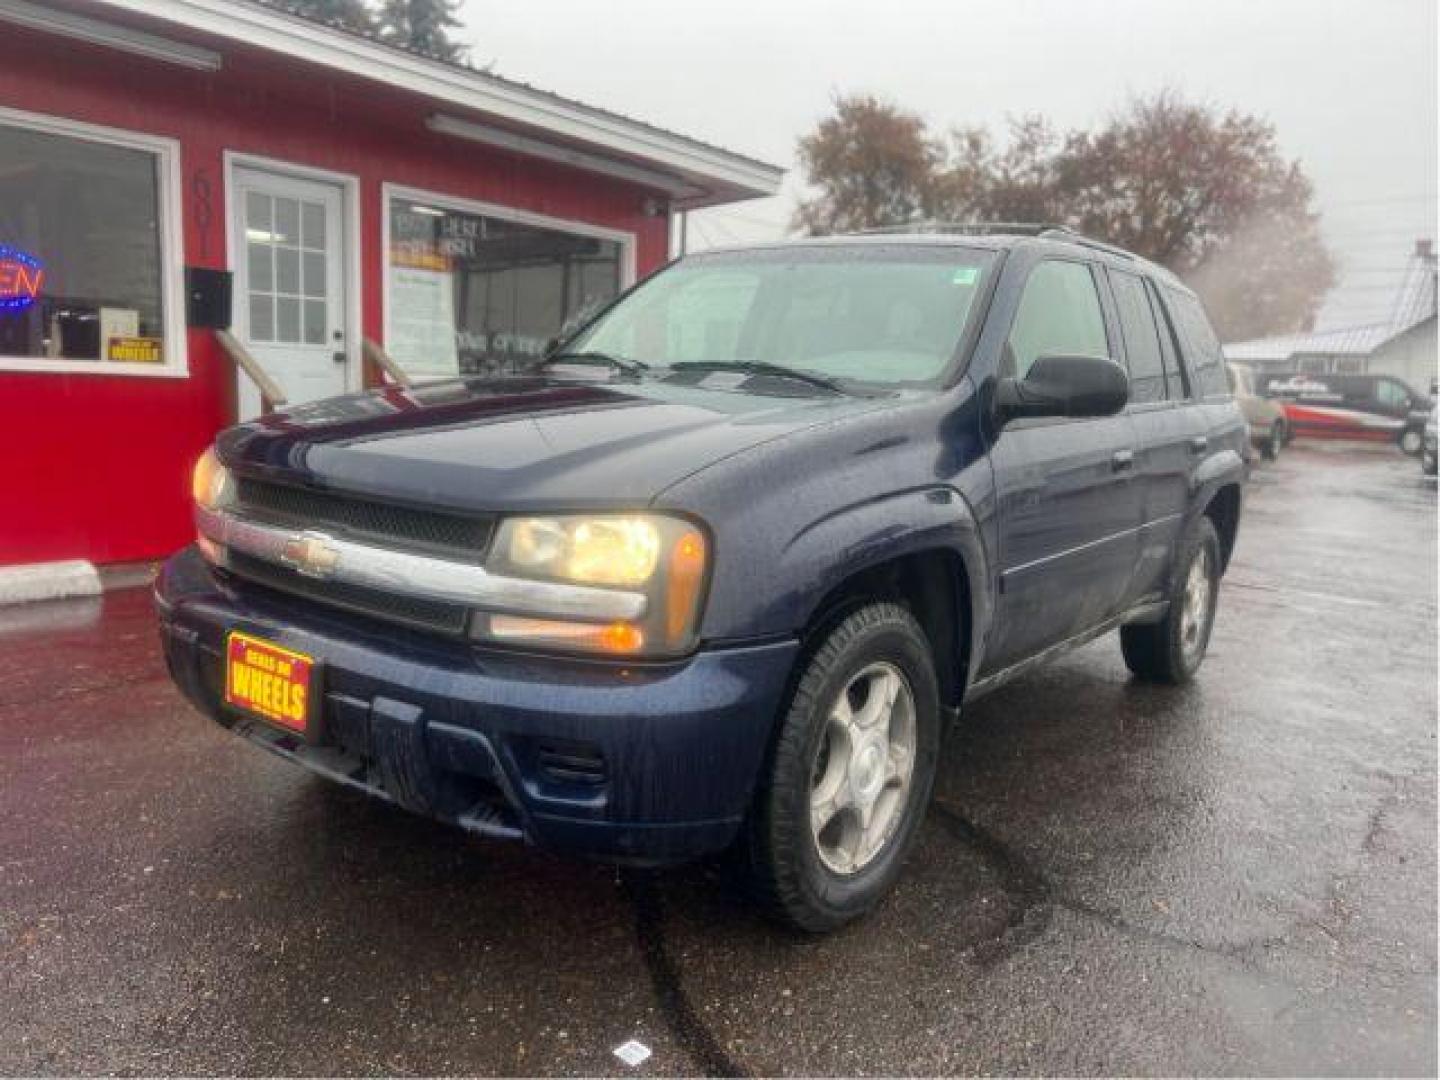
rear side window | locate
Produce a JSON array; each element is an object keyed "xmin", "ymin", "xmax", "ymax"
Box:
[
  {"xmin": 1148, "ymin": 280, "xmax": 1189, "ymax": 399},
  {"xmin": 1163, "ymin": 288, "xmax": 1227, "ymax": 397},
  {"xmin": 1376, "ymin": 380, "xmax": 1410, "ymax": 408},
  {"xmin": 1005, "ymin": 260, "xmax": 1109, "ymax": 379},
  {"xmin": 1110, "ymin": 270, "xmax": 1166, "ymax": 404}
]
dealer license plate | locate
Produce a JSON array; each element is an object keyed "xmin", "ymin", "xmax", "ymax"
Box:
[{"xmin": 225, "ymin": 631, "xmax": 315, "ymax": 734}]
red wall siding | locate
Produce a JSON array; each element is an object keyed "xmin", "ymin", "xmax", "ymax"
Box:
[{"xmin": 0, "ymin": 26, "xmax": 670, "ymax": 566}]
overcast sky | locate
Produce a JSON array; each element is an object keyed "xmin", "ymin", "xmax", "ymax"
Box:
[{"xmin": 468, "ymin": 0, "xmax": 1437, "ymax": 333}]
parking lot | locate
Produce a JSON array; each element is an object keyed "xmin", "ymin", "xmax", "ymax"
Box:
[{"xmin": 1, "ymin": 445, "xmax": 1434, "ymax": 1076}]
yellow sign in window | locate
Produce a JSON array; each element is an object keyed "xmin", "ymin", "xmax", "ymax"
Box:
[{"xmin": 106, "ymin": 336, "xmax": 164, "ymax": 363}]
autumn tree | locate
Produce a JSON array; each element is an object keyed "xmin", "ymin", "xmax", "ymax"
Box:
[
  {"xmin": 792, "ymin": 96, "xmax": 942, "ymax": 235},
  {"xmin": 376, "ymin": 0, "xmax": 468, "ymax": 62},
  {"xmin": 794, "ymin": 91, "xmax": 1335, "ymax": 339},
  {"xmin": 1054, "ymin": 94, "xmax": 1335, "ymax": 339}
]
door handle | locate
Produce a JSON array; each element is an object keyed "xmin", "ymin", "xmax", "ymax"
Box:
[
  {"xmin": 1189, "ymin": 435, "xmax": 1209, "ymax": 454},
  {"xmin": 331, "ymin": 350, "xmax": 347, "ymax": 364},
  {"xmin": 1111, "ymin": 449, "xmax": 1135, "ymax": 472}
]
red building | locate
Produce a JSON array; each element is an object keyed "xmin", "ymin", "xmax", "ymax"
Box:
[{"xmin": 0, "ymin": 0, "xmax": 780, "ymax": 587}]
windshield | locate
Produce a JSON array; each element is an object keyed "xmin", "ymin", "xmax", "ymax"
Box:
[{"xmin": 562, "ymin": 245, "xmax": 995, "ymax": 389}]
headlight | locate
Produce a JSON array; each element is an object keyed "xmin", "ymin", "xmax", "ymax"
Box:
[
  {"xmin": 192, "ymin": 447, "xmax": 235, "ymax": 512},
  {"xmin": 479, "ymin": 514, "xmax": 709, "ymax": 657},
  {"xmin": 499, "ymin": 516, "xmax": 661, "ymax": 586},
  {"xmin": 192, "ymin": 447, "xmax": 235, "ymax": 565}
]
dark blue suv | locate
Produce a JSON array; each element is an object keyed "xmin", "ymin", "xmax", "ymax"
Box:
[{"xmin": 155, "ymin": 228, "xmax": 1245, "ymax": 931}]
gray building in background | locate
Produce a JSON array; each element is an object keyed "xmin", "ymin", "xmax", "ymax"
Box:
[{"xmin": 1225, "ymin": 240, "xmax": 1438, "ymax": 394}]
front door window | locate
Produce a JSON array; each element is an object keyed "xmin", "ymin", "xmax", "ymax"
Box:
[{"xmin": 1005, "ymin": 259, "xmax": 1110, "ymax": 381}]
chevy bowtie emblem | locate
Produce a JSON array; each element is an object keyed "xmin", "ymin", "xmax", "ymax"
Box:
[{"xmin": 281, "ymin": 531, "xmax": 341, "ymax": 579}]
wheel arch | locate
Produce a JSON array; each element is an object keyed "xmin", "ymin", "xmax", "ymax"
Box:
[
  {"xmin": 798, "ymin": 545, "xmax": 976, "ymax": 713},
  {"xmin": 1201, "ymin": 481, "xmax": 1242, "ymax": 572}
]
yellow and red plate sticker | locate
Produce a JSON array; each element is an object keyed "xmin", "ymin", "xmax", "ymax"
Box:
[{"xmin": 225, "ymin": 631, "xmax": 314, "ymax": 733}]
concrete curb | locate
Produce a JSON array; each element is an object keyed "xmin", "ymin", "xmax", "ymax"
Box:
[{"xmin": 0, "ymin": 560, "xmax": 103, "ymax": 606}]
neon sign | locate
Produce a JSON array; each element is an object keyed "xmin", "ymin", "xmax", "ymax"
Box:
[{"xmin": 0, "ymin": 244, "xmax": 44, "ymax": 313}]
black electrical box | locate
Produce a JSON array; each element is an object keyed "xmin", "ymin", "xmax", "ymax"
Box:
[{"xmin": 185, "ymin": 266, "xmax": 232, "ymax": 329}]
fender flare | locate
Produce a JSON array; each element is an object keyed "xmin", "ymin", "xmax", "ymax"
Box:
[
  {"xmin": 779, "ymin": 484, "xmax": 993, "ymax": 690},
  {"xmin": 1183, "ymin": 447, "xmax": 1246, "ymax": 573}
]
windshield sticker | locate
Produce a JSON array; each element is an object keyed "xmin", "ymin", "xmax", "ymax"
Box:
[{"xmin": 951, "ymin": 266, "xmax": 979, "ymax": 286}]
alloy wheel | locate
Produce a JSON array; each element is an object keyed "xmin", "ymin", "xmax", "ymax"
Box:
[
  {"xmin": 1179, "ymin": 546, "xmax": 1214, "ymax": 665},
  {"xmin": 809, "ymin": 661, "xmax": 917, "ymax": 876}
]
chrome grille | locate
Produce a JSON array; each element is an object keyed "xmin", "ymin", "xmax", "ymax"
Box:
[
  {"xmin": 235, "ymin": 478, "xmax": 493, "ymax": 562},
  {"xmin": 226, "ymin": 552, "xmax": 470, "ymax": 636}
]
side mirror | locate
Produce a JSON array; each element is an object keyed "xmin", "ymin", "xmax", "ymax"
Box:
[{"xmin": 995, "ymin": 354, "xmax": 1129, "ymax": 425}]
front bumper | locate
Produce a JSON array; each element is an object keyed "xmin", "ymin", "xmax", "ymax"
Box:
[{"xmin": 154, "ymin": 545, "xmax": 798, "ymax": 864}]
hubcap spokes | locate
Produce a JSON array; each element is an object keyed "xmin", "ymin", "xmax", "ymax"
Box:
[
  {"xmin": 809, "ymin": 662, "xmax": 917, "ymax": 876},
  {"xmin": 1180, "ymin": 547, "xmax": 1212, "ymax": 659}
]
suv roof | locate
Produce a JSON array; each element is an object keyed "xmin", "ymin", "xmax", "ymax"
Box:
[{"xmin": 690, "ymin": 224, "xmax": 1189, "ymax": 292}]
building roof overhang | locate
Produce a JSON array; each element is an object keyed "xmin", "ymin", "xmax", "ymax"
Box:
[{"xmin": 20, "ymin": 0, "xmax": 784, "ymax": 210}]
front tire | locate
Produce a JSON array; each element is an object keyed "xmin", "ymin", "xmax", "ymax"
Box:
[
  {"xmin": 1423, "ymin": 449, "xmax": 1437, "ymax": 476},
  {"xmin": 744, "ymin": 602, "xmax": 941, "ymax": 932},
  {"xmin": 1121, "ymin": 517, "xmax": 1222, "ymax": 685},
  {"xmin": 1400, "ymin": 428, "xmax": 1423, "ymax": 456}
]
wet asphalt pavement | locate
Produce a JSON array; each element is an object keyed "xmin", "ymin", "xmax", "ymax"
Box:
[{"xmin": 1, "ymin": 445, "xmax": 1435, "ymax": 1076}]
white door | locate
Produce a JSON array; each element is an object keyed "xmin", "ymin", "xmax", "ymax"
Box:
[{"xmin": 232, "ymin": 166, "xmax": 349, "ymax": 418}]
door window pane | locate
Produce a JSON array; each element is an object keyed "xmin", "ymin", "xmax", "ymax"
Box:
[
  {"xmin": 386, "ymin": 200, "xmax": 623, "ymax": 378},
  {"xmin": 275, "ymin": 247, "xmax": 300, "ymax": 295},
  {"xmin": 1006, "ymin": 260, "xmax": 1109, "ymax": 379},
  {"xmin": 301, "ymin": 202, "xmax": 326, "ymax": 249},
  {"xmin": 276, "ymin": 296, "xmax": 300, "ymax": 342},
  {"xmin": 1110, "ymin": 270, "xmax": 1166, "ymax": 404},
  {"xmin": 1163, "ymin": 287, "xmax": 1227, "ymax": 397},
  {"xmin": 302, "ymin": 251, "xmax": 325, "ymax": 298},
  {"xmin": 247, "ymin": 242, "xmax": 273, "ymax": 292},
  {"xmin": 249, "ymin": 294, "xmax": 274, "ymax": 341},
  {"xmin": 245, "ymin": 192, "xmax": 271, "ymax": 235},
  {"xmin": 303, "ymin": 299, "xmax": 325, "ymax": 345},
  {"xmin": 0, "ymin": 120, "xmax": 169, "ymax": 365},
  {"xmin": 274, "ymin": 197, "xmax": 300, "ymax": 246},
  {"xmin": 1147, "ymin": 279, "xmax": 1189, "ymax": 399}
]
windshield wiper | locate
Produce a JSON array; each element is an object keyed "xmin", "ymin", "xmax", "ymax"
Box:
[
  {"xmin": 669, "ymin": 360, "xmax": 847, "ymax": 394},
  {"xmin": 539, "ymin": 350, "xmax": 650, "ymax": 377}
]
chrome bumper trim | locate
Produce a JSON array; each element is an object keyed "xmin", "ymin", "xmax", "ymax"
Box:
[{"xmin": 195, "ymin": 506, "xmax": 647, "ymax": 623}]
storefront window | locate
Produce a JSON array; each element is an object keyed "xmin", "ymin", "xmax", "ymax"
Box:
[
  {"xmin": 386, "ymin": 195, "xmax": 625, "ymax": 378},
  {"xmin": 0, "ymin": 113, "xmax": 176, "ymax": 371}
]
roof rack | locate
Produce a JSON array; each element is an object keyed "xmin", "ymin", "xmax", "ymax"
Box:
[
  {"xmin": 850, "ymin": 221, "xmax": 1137, "ymax": 261},
  {"xmin": 1037, "ymin": 227, "xmax": 1135, "ymax": 261},
  {"xmin": 855, "ymin": 221, "xmax": 1064, "ymax": 237}
]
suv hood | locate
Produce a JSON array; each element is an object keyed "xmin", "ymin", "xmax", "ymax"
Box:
[{"xmin": 217, "ymin": 376, "xmax": 886, "ymax": 512}]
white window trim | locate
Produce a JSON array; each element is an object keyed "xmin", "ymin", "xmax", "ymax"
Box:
[
  {"xmin": 0, "ymin": 104, "xmax": 187, "ymax": 378},
  {"xmin": 381, "ymin": 182, "xmax": 637, "ymax": 371}
]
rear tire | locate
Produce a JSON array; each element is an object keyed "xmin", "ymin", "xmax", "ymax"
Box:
[
  {"xmin": 1261, "ymin": 422, "xmax": 1283, "ymax": 461},
  {"xmin": 1121, "ymin": 517, "xmax": 1221, "ymax": 685},
  {"xmin": 743, "ymin": 602, "xmax": 941, "ymax": 932}
]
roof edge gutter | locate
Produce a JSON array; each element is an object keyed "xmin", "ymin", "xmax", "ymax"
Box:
[
  {"xmin": 87, "ymin": 0, "xmax": 784, "ymax": 204},
  {"xmin": 426, "ymin": 113, "xmax": 706, "ymax": 203},
  {"xmin": 0, "ymin": 0, "xmax": 222, "ymax": 70}
]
